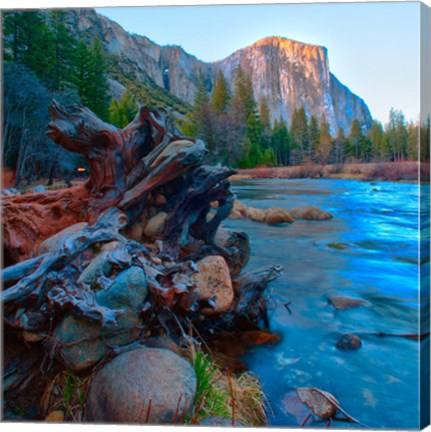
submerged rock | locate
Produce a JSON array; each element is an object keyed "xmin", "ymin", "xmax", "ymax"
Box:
[
  {"xmin": 85, "ymin": 347, "xmax": 197, "ymax": 424},
  {"xmin": 336, "ymin": 334, "xmax": 363, "ymax": 350},
  {"xmin": 290, "ymin": 206, "xmax": 333, "ymax": 220},
  {"xmin": 328, "ymin": 295, "xmax": 368, "ymax": 310},
  {"xmin": 55, "ymin": 266, "xmax": 148, "ymax": 371},
  {"xmin": 194, "ymin": 255, "xmax": 234, "ymax": 315},
  {"xmin": 265, "ymin": 207, "xmax": 295, "ymax": 224}
]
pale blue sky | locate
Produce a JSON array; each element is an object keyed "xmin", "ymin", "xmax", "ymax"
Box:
[{"xmin": 97, "ymin": 2, "xmax": 421, "ymax": 124}]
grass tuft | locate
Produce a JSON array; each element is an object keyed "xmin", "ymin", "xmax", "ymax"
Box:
[{"xmin": 191, "ymin": 348, "xmax": 269, "ymax": 426}]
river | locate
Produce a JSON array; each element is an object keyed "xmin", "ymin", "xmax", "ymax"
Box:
[{"xmin": 222, "ymin": 178, "xmax": 428, "ymax": 429}]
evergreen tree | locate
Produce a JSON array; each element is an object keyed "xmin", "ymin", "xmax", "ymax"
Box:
[
  {"xmin": 271, "ymin": 117, "xmax": 291, "ymax": 166},
  {"xmin": 46, "ymin": 10, "xmax": 77, "ymax": 91},
  {"xmin": 308, "ymin": 115, "xmax": 320, "ymax": 161},
  {"xmin": 109, "ymin": 91, "xmax": 138, "ymax": 128},
  {"xmin": 317, "ymin": 113, "xmax": 333, "ymax": 164},
  {"xmin": 348, "ymin": 119, "xmax": 362, "ymax": 160},
  {"xmin": 211, "ymin": 70, "xmax": 230, "ymax": 113},
  {"xmin": 387, "ymin": 108, "xmax": 408, "ymax": 161},
  {"xmin": 259, "ymin": 97, "xmax": 271, "ymax": 136},
  {"xmin": 333, "ymin": 127, "xmax": 347, "ymax": 164},
  {"xmin": 369, "ymin": 120, "xmax": 386, "ymax": 161},
  {"xmin": 290, "ymin": 107, "xmax": 309, "ymax": 164}
]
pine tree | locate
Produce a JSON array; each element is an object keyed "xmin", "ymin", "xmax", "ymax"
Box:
[
  {"xmin": 211, "ymin": 70, "xmax": 230, "ymax": 113},
  {"xmin": 308, "ymin": 115, "xmax": 320, "ymax": 161},
  {"xmin": 290, "ymin": 107, "xmax": 309, "ymax": 164},
  {"xmin": 348, "ymin": 119, "xmax": 362, "ymax": 160},
  {"xmin": 318, "ymin": 113, "xmax": 333, "ymax": 164},
  {"xmin": 259, "ymin": 97, "xmax": 271, "ymax": 144},
  {"xmin": 46, "ymin": 10, "xmax": 77, "ymax": 91},
  {"xmin": 333, "ymin": 128, "xmax": 347, "ymax": 164},
  {"xmin": 369, "ymin": 120, "xmax": 386, "ymax": 161},
  {"xmin": 271, "ymin": 117, "xmax": 291, "ymax": 166},
  {"xmin": 109, "ymin": 91, "xmax": 138, "ymax": 128}
]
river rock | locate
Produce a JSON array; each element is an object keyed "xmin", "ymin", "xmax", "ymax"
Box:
[
  {"xmin": 329, "ymin": 295, "xmax": 368, "ymax": 310},
  {"xmin": 265, "ymin": 207, "xmax": 295, "ymax": 224},
  {"xmin": 247, "ymin": 206, "xmax": 266, "ymax": 222},
  {"xmin": 290, "ymin": 206, "xmax": 333, "ymax": 220},
  {"xmin": 78, "ymin": 251, "xmax": 112, "ymax": 286},
  {"xmin": 32, "ymin": 184, "xmax": 46, "ymax": 193},
  {"xmin": 85, "ymin": 347, "xmax": 197, "ymax": 424},
  {"xmin": 153, "ymin": 193, "xmax": 167, "ymax": 207},
  {"xmin": 144, "ymin": 212, "xmax": 167, "ymax": 239},
  {"xmin": 55, "ymin": 266, "xmax": 148, "ymax": 371},
  {"xmin": 336, "ymin": 334, "xmax": 363, "ymax": 350},
  {"xmin": 37, "ymin": 222, "xmax": 88, "ymax": 255},
  {"xmin": 127, "ymin": 222, "xmax": 144, "ymax": 242},
  {"xmin": 101, "ymin": 241, "xmax": 119, "ymax": 252},
  {"xmin": 2, "ymin": 188, "xmax": 21, "ymax": 196},
  {"xmin": 45, "ymin": 410, "xmax": 64, "ymax": 422},
  {"xmin": 194, "ymin": 255, "xmax": 234, "ymax": 315}
]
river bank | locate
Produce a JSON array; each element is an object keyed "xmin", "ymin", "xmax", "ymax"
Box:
[{"xmin": 232, "ymin": 161, "xmax": 429, "ymax": 182}]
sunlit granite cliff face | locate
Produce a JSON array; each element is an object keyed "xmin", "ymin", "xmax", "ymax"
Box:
[{"xmin": 63, "ymin": 9, "xmax": 372, "ymax": 132}]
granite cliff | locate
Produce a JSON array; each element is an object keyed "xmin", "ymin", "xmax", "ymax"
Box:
[{"xmin": 63, "ymin": 8, "xmax": 372, "ymax": 133}]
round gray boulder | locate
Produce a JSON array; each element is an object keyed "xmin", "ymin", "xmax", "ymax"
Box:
[{"xmin": 85, "ymin": 347, "xmax": 197, "ymax": 424}]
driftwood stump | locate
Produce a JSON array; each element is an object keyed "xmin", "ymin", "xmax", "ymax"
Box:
[{"xmin": 3, "ymin": 101, "xmax": 232, "ymax": 263}]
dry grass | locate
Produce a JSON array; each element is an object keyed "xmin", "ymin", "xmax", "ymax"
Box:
[
  {"xmin": 41, "ymin": 370, "xmax": 91, "ymax": 422},
  {"xmin": 190, "ymin": 348, "xmax": 269, "ymax": 426},
  {"xmin": 233, "ymin": 161, "xmax": 427, "ymax": 182}
]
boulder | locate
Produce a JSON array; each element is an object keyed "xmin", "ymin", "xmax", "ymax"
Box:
[
  {"xmin": 265, "ymin": 207, "xmax": 294, "ymax": 224},
  {"xmin": 328, "ymin": 295, "xmax": 368, "ymax": 310},
  {"xmin": 246, "ymin": 207, "xmax": 266, "ymax": 222},
  {"xmin": 144, "ymin": 212, "xmax": 167, "ymax": 239},
  {"xmin": 85, "ymin": 347, "xmax": 197, "ymax": 424},
  {"xmin": 55, "ymin": 266, "xmax": 148, "ymax": 371},
  {"xmin": 78, "ymin": 251, "xmax": 112, "ymax": 287},
  {"xmin": 194, "ymin": 255, "xmax": 234, "ymax": 315},
  {"xmin": 37, "ymin": 222, "xmax": 88, "ymax": 255},
  {"xmin": 290, "ymin": 206, "xmax": 333, "ymax": 221},
  {"xmin": 336, "ymin": 334, "xmax": 363, "ymax": 350}
]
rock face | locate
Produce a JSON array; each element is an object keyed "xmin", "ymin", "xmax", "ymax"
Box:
[
  {"xmin": 55, "ymin": 266, "xmax": 148, "ymax": 371},
  {"xmin": 61, "ymin": 9, "xmax": 372, "ymax": 133},
  {"xmin": 85, "ymin": 348, "xmax": 197, "ymax": 424},
  {"xmin": 194, "ymin": 255, "xmax": 234, "ymax": 314}
]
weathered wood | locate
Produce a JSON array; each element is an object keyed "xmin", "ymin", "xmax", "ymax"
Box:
[{"xmin": 3, "ymin": 102, "xmax": 206, "ymax": 262}]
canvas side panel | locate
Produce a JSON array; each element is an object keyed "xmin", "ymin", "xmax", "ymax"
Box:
[{"xmin": 420, "ymin": 2, "xmax": 431, "ymax": 429}]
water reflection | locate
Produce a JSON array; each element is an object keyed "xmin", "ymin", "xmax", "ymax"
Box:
[{"xmin": 223, "ymin": 179, "xmax": 424, "ymax": 429}]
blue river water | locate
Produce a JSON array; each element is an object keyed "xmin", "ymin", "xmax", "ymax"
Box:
[{"xmin": 222, "ymin": 178, "xmax": 426, "ymax": 429}]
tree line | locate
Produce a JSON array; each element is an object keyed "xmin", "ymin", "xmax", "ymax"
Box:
[{"xmin": 183, "ymin": 68, "xmax": 429, "ymax": 168}]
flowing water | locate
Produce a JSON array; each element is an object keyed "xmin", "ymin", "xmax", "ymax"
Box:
[{"xmin": 222, "ymin": 178, "xmax": 428, "ymax": 429}]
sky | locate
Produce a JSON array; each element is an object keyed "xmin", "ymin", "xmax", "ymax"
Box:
[{"xmin": 96, "ymin": 2, "xmax": 422, "ymax": 124}]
